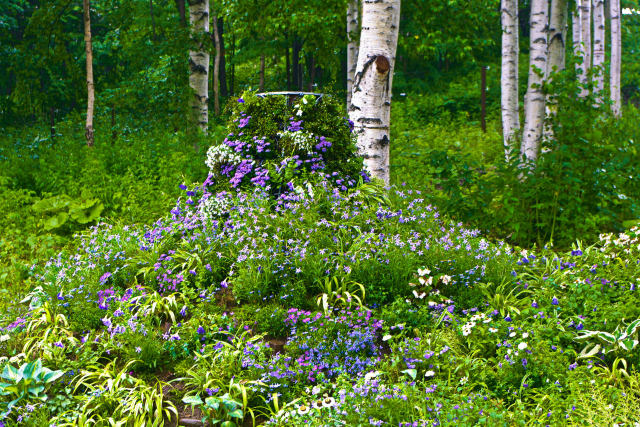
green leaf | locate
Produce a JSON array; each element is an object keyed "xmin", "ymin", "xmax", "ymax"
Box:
[
  {"xmin": 43, "ymin": 211, "xmax": 69, "ymax": 231},
  {"xmin": 41, "ymin": 369, "xmax": 64, "ymax": 383},
  {"xmin": 227, "ymin": 409, "xmax": 243, "ymax": 419},
  {"xmin": 401, "ymin": 369, "xmax": 417, "ymax": 380},
  {"xmin": 182, "ymin": 395, "xmax": 203, "ymax": 406}
]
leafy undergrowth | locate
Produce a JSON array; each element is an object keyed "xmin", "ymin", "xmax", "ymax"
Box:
[{"xmin": 1, "ymin": 179, "xmax": 640, "ymax": 426}]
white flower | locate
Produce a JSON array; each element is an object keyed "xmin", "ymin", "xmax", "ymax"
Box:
[
  {"xmin": 425, "ymin": 370, "xmax": 435, "ymax": 377},
  {"xmin": 364, "ymin": 371, "xmax": 381, "ymax": 381},
  {"xmin": 311, "ymin": 386, "xmax": 322, "ymax": 395},
  {"xmin": 322, "ymin": 396, "xmax": 336, "ymax": 408},
  {"xmin": 413, "ymin": 290, "xmax": 426, "ymax": 299},
  {"xmin": 522, "ymin": 332, "xmax": 529, "ymax": 339},
  {"xmin": 441, "ymin": 275, "xmax": 452, "ymax": 284},
  {"xmin": 489, "ymin": 327, "xmax": 498, "ymax": 333},
  {"xmin": 382, "ymin": 334, "xmax": 392, "ymax": 341},
  {"xmin": 418, "ymin": 268, "xmax": 430, "ymax": 276},
  {"xmin": 459, "ymin": 376, "xmax": 468, "ymax": 385},
  {"xmin": 509, "ymin": 332, "xmax": 516, "ymax": 337},
  {"xmin": 312, "ymin": 400, "xmax": 323, "ymax": 410},
  {"xmin": 518, "ymin": 342, "xmax": 528, "ymax": 350},
  {"xmin": 297, "ymin": 405, "xmax": 310, "ymax": 415}
]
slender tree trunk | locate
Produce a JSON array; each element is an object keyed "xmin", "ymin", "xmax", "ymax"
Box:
[
  {"xmin": 610, "ymin": 0, "xmax": 621, "ymax": 116},
  {"xmin": 149, "ymin": 0, "xmax": 157, "ymax": 40},
  {"xmin": 347, "ymin": 0, "xmax": 359, "ymax": 108},
  {"xmin": 501, "ymin": 0, "xmax": 519, "ymax": 160},
  {"xmin": 545, "ymin": 0, "xmax": 567, "ymax": 140},
  {"xmin": 286, "ymin": 41, "xmax": 291, "ymax": 90},
  {"xmin": 230, "ymin": 29, "xmax": 235, "ymax": 96},
  {"xmin": 50, "ymin": 107, "xmax": 55, "ymax": 140},
  {"xmin": 521, "ymin": 0, "xmax": 548, "ymax": 164},
  {"xmin": 218, "ymin": 17, "xmax": 227, "ymax": 97},
  {"xmin": 592, "ymin": 0, "xmax": 605, "ymax": 104},
  {"xmin": 292, "ymin": 38, "xmax": 302, "ymax": 90},
  {"xmin": 111, "ymin": 104, "xmax": 117, "ymax": 142},
  {"xmin": 580, "ymin": 0, "xmax": 591, "ymax": 77},
  {"xmin": 83, "ymin": 0, "xmax": 95, "ymax": 147},
  {"xmin": 175, "ymin": 0, "xmax": 187, "ymax": 26},
  {"xmin": 188, "ymin": 0, "xmax": 210, "ymax": 133},
  {"xmin": 308, "ymin": 54, "xmax": 315, "ymax": 91},
  {"xmin": 349, "ymin": 0, "xmax": 401, "ymax": 185},
  {"xmin": 481, "ymin": 66, "xmax": 487, "ymax": 133},
  {"xmin": 259, "ymin": 54, "xmax": 265, "ymax": 91},
  {"xmin": 212, "ymin": 15, "xmax": 221, "ymax": 115},
  {"xmin": 572, "ymin": 1, "xmax": 587, "ymax": 96}
]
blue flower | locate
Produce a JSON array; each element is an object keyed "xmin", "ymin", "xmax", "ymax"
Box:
[{"xmin": 552, "ymin": 296, "xmax": 559, "ymax": 305}]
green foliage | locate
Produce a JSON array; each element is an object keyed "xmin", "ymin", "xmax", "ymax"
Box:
[{"xmin": 0, "ymin": 359, "xmax": 64, "ymax": 419}]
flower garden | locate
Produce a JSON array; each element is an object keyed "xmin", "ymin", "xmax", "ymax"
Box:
[{"xmin": 1, "ymin": 93, "xmax": 640, "ymax": 426}]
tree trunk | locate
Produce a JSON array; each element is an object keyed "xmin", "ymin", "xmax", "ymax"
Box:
[
  {"xmin": 501, "ymin": 0, "xmax": 519, "ymax": 160},
  {"xmin": 149, "ymin": 0, "xmax": 157, "ymax": 40},
  {"xmin": 83, "ymin": 0, "xmax": 95, "ymax": 147},
  {"xmin": 481, "ymin": 66, "xmax": 487, "ymax": 133},
  {"xmin": 212, "ymin": 15, "xmax": 221, "ymax": 115},
  {"xmin": 188, "ymin": 0, "xmax": 210, "ymax": 133},
  {"xmin": 545, "ymin": 0, "xmax": 567, "ymax": 140},
  {"xmin": 218, "ymin": 17, "xmax": 227, "ymax": 97},
  {"xmin": 175, "ymin": 0, "xmax": 187, "ymax": 27},
  {"xmin": 349, "ymin": 0, "xmax": 401, "ymax": 185},
  {"xmin": 230, "ymin": 30, "xmax": 235, "ymax": 96},
  {"xmin": 521, "ymin": 0, "xmax": 548, "ymax": 164},
  {"xmin": 610, "ymin": 0, "xmax": 621, "ymax": 116},
  {"xmin": 547, "ymin": 0, "xmax": 567, "ymax": 74},
  {"xmin": 286, "ymin": 41, "xmax": 291, "ymax": 90},
  {"xmin": 592, "ymin": 0, "xmax": 605, "ymax": 104},
  {"xmin": 292, "ymin": 38, "xmax": 302, "ymax": 90},
  {"xmin": 50, "ymin": 107, "xmax": 55, "ymax": 141},
  {"xmin": 580, "ymin": 0, "xmax": 591, "ymax": 76},
  {"xmin": 347, "ymin": 0, "xmax": 359, "ymax": 108},
  {"xmin": 259, "ymin": 54, "xmax": 265, "ymax": 91},
  {"xmin": 307, "ymin": 54, "xmax": 315, "ymax": 91}
]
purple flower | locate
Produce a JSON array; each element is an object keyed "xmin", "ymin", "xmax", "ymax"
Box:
[
  {"xmin": 179, "ymin": 184, "xmax": 187, "ymax": 190},
  {"xmin": 99, "ymin": 272, "xmax": 112, "ymax": 285},
  {"xmin": 197, "ymin": 326, "xmax": 206, "ymax": 335},
  {"xmin": 552, "ymin": 296, "xmax": 559, "ymax": 306},
  {"xmin": 237, "ymin": 98, "xmax": 245, "ymax": 103},
  {"xmin": 531, "ymin": 300, "xmax": 538, "ymax": 308}
]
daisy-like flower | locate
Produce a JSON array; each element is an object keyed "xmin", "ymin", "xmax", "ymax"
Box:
[
  {"xmin": 322, "ymin": 396, "xmax": 336, "ymax": 408},
  {"xmin": 425, "ymin": 370, "xmax": 435, "ymax": 378},
  {"xmin": 297, "ymin": 404, "xmax": 310, "ymax": 415},
  {"xmin": 518, "ymin": 342, "xmax": 528, "ymax": 350},
  {"xmin": 418, "ymin": 268, "xmax": 430, "ymax": 276},
  {"xmin": 312, "ymin": 400, "xmax": 324, "ymax": 410}
]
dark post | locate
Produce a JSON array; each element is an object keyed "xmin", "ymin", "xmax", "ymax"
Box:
[{"xmin": 480, "ymin": 66, "xmax": 487, "ymax": 133}]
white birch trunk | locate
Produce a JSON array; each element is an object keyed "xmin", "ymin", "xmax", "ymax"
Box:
[
  {"xmin": 580, "ymin": 0, "xmax": 591, "ymax": 76},
  {"xmin": 501, "ymin": 0, "xmax": 519, "ymax": 161},
  {"xmin": 610, "ymin": 0, "xmax": 622, "ymax": 116},
  {"xmin": 212, "ymin": 15, "xmax": 221, "ymax": 116},
  {"xmin": 349, "ymin": 0, "xmax": 400, "ymax": 185},
  {"xmin": 572, "ymin": 2, "xmax": 583, "ymax": 75},
  {"xmin": 592, "ymin": 0, "xmax": 605, "ymax": 104},
  {"xmin": 83, "ymin": 0, "xmax": 95, "ymax": 147},
  {"xmin": 347, "ymin": 0, "xmax": 360, "ymax": 109},
  {"xmin": 544, "ymin": 0, "xmax": 567, "ymax": 141},
  {"xmin": 189, "ymin": 0, "xmax": 210, "ymax": 133},
  {"xmin": 521, "ymin": 0, "xmax": 548, "ymax": 164}
]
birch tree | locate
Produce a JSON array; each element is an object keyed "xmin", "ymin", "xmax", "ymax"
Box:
[
  {"xmin": 544, "ymin": 0, "xmax": 567, "ymax": 140},
  {"xmin": 592, "ymin": 0, "xmax": 605, "ymax": 103},
  {"xmin": 83, "ymin": 0, "xmax": 95, "ymax": 147},
  {"xmin": 521, "ymin": 0, "xmax": 548, "ymax": 164},
  {"xmin": 580, "ymin": 0, "xmax": 591, "ymax": 80},
  {"xmin": 349, "ymin": 0, "xmax": 400, "ymax": 185},
  {"xmin": 500, "ymin": 0, "xmax": 519, "ymax": 160},
  {"xmin": 188, "ymin": 0, "xmax": 210, "ymax": 133},
  {"xmin": 211, "ymin": 15, "xmax": 221, "ymax": 115},
  {"xmin": 610, "ymin": 0, "xmax": 622, "ymax": 116},
  {"xmin": 572, "ymin": 1, "xmax": 583, "ymax": 77},
  {"xmin": 346, "ymin": 0, "xmax": 359, "ymax": 109}
]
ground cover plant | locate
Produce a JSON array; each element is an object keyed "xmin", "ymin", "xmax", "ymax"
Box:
[{"xmin": 1, "ymin": 92, "xmax": 640, "ymax": 426}]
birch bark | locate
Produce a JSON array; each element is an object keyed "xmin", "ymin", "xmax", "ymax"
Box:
[
  {"xmin": 83, "ymin": 0, "xmax": 95, "ymax": 147},
  {"xmin": 349, "ymin": 0, "xmax": 400, "ymax": 185},
  {"xmin": 521, "ymin": 0, "xmax": 548, "ymax": 164},
  {"xmin": 572, "ymin": 1, "xmax": 582, "ymax": 75},
  {"xmin": 188, "ymin": 0, "xmax": 210, "ymax": 133},
  {"xmin": 592, "ymin": 0, "xmax": 605, "ymax": 103},
  {"xmin": 501, "ymin": 0, "xmax": 519, "ymax": 160},
  {"xmin": 212, "ymin": 15, "xmax": 221, "ymax": 115},
  {"xmin": 347, "ymin": 0, "xmax": 359, "ymax": 109},
  {"xmin": 610, "ymin": 0, "xmax": 622, "ymax": 116},
  {"xmin": 580, "ymin": 0, "xmax": 591, "ymax": 76},
  {"xmin": 545, "ymin": 0, "xmax": 567, "ymax": 141}
]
